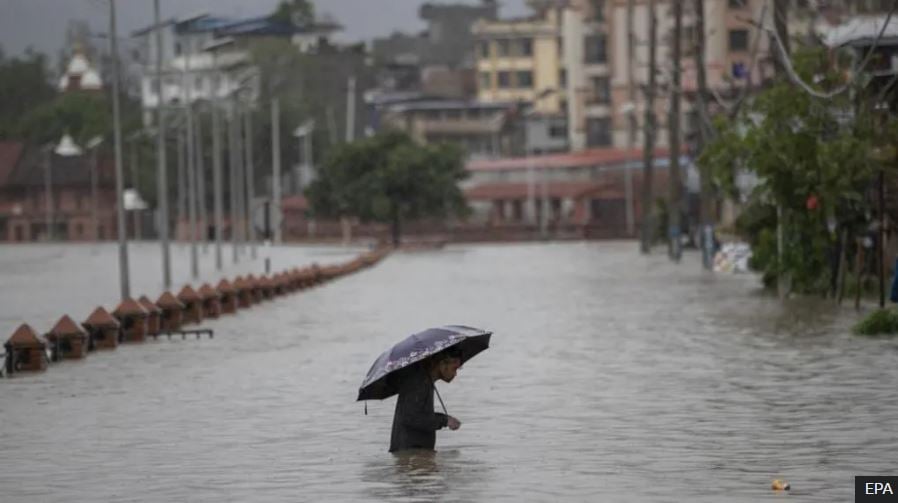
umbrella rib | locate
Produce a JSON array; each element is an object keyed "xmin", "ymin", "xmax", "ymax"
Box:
[{"xmin": 433, "ymin": 381, "xmax": 449, "ymax": 416}]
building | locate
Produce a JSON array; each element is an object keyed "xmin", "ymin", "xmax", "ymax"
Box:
[
  {"xmin": 473, "ymin": 8, "xmax": 564, "ymax": 112},
  {"xmin": 461, "ymin": 146, "xmax": 700, "ymax": 238},
  {"xmin": 371, "ymin": 1, "xmax": 498, "ymax": 98},
  {"xmin": 57, "ymin": 45, "xmax": 103, "ymax": 93},
  {"xmin": 0, "ymin": 139, "xmax": 119, "ymax": 242},
  {"xmin": 378, "ymin": 99, "xmax": 526, "ymax": 159},
  {"xmin": 473, "ymin": 5, "xmax": 569, "ymax": 154}
]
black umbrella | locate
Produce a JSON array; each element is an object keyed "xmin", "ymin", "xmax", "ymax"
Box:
[{"xmin": 357, "ymin": 325, "xmax": 492, "ymax": 403}]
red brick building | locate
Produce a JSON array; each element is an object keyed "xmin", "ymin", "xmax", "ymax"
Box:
[{"xmin": 0, "ymin": 141, "xmax": 119, "ymax": 242}]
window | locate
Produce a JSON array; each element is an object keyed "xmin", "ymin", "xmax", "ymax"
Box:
[
  {"xmin": 497, "ymin": 39, "xmax": 511, "ymax": 57},
  {"xmin": 174, "ymin": 42, "xmax": 182, "ymax": 56},
  {"xmin": 76, "ymin": 223, "xmax": 83, "ymax": 237},
  {"xmin": 586, "ymin": 117, "xmax": 612, "ymax": 147},
  {"xmin": 195, "ymin": 76, "xmax": 204, "ymax": 91},
  {"xmin": 478, "ymin": 41, "xmax": 490, "ymax": 59},
  {"xmin": 549, "ymin": 122, "xmax": 567, "ymax": 138},
  {"xmin": 518, "ymin": 39, "xmax": 533, "ymax": 57},
  {"xmin": 584, "ymin": 35, "xmax": 607, "ymax": 64},
  {"xmin": 729, "ymin": 29, "xmax": 749, "ymax": 52},
  {"xmin": 480, "ymin": 72, "xmax": 491, "ymax": 91},
  {"xmin": 589, "ymin": 76, "xmax": 611, "ymax": 104},
  {"xmin": 498, "ymin": 71, "xmax": 512, "ymax": 88},
  {"xmin": 728, "ymin": 0, "xmax": 747, "ymax": 7},
  {"xmin": 515, "ymin": 71, "xmax": 533, "ymax": 88},
  {"xmin": 559, "ymin": 69, "xmax": 567, "ymax": 87}
]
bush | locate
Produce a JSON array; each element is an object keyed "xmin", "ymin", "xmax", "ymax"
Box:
[{"xmin": 853, "ymin": 309, "xmax": 898, "ymax": 336}]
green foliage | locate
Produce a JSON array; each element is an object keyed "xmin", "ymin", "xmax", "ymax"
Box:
[
  {"xmin": 0, "ymin": 50, "xmax": 56, "ymax": 139},
  {"xmin": 697, "ymin": 47, "xmax": 882, "ymax": 295},
  {"xmin": 270, "ymin": 0, "xmax": 315, "ymax": 25},
  {"xmin": 17, "ymin": 92, "xmax": 111, "ymax": 146},
  {"xmin": 853, "ymin": 309, "xmax": 898, "ymax": 336},
  {"xmin": 306, "ymin": 131, "xmax": 469, "ymax": 244}
]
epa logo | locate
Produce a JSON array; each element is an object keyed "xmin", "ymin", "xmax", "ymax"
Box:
[
  {"xmin": 867, "ymin": 482, "xmax": 894, "ymax": 495},
  {"xmin": 856, "ymin": 477, "xmax": 898, "ymax": 501}
]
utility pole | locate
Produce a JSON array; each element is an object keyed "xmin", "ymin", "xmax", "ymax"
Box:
[
  {"xmin": 185, "ymin": 43, "xmax": 198, "ymax": 279},
  {"xmin": 245, "ymin": 105, "xmax": 257, "ymax": 259},
  {"xmin": 625, "ymin": 0, "xmax": 636, "ymax": 237},
  {"xmin": 235, "ymin": 103, "xmax": 246, "ymax": 257},
  {"xmin": 177, "ymin": 125, "xmax": 186, "ymax": 237},
  {"xmin": 773, "ymin": 0, "xmax": 789, "ymax": 74},
  {"xmin": 196, "ymin": 106, "xmax": 207, "ymax": 250},
  {"xmin": 346, "ymin": 76, "xmax": 356, "ymax": 143},
  {"xmin": 91, "ymin": 146, "xmax": 100, "ymax": 239},
  {"xmin": 694, "ymin": 0, "xmax": 715, "ymax": 270},
  {"xmin": 640, "ymin": 0, "xmax": 658, "ymax": 254},
  {"xmin": 128, "ymin": 137, "xmax": 139, "ymax": 239},
  {"xmin": 44, "ymin": 151, "xmax": 54, "ymax": 241},
  {"xmin": 154, "ymin": 0, "xmax": 171, "ymax": 289},
  {"xmin": 212, "ymin": 75, "xmax": 224, "ymax": 271},
  {"xmin": 109, "ymin": 0, "xmax": 130, "ymax": 300},
  {"xmin": 272, "ymin": 97, "xmax": 283, "ymax": 244},
  {"xmin": 668, "ymin": 0, "xmax": 683, "ymax": 262},
  {"xmin": 229, "ymin": 101, "xmax": 240, "ymax": 264}
]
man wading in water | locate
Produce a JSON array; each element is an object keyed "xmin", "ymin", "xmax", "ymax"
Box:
[{"xmin": 389, "ymin": 348, "xmax": 463, "ymax": 453}]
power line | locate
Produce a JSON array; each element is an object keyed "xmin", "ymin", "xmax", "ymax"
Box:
[{"xmin": 758, "ymin": 0, "xmax": 897, "ymax": 100}]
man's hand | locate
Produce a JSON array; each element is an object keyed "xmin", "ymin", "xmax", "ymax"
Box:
[{"xmin": 447, "ymin": 416, "xmax": 461, "ymax": 430}]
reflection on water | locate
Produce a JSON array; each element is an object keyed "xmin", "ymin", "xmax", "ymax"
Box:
[{"xmin": 1, "ymin": 241, "xmax": 896, "ymax": 502}]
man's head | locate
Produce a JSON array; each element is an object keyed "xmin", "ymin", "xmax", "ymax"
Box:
[{"xmin": 431, "ymin": 347, "xmax": 463, "ymax": 383}]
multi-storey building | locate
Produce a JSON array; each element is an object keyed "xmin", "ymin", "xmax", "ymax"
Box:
[{"xmin": 473, "ymin": 5, "xmax": 569, "ymax": 153}]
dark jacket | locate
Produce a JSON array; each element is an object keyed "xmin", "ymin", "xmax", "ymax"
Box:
[{"xmin": 389, "ymin": 363, "xmax": 448, "ymax": 453}]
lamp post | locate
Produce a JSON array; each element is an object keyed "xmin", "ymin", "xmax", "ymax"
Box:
[
  {"xmin": 109, "ymin": 0, "xmax": 131, "ymax": 300},
  {"xmin": 86, "ymin": 136, "xmax": 103, "ymax": 240},
  {"xmin": 154, "ymin": 0, "xmax": 171, "ymax": 290}
]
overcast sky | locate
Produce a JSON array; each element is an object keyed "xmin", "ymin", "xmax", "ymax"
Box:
[{"xmin": 1, "ymin": 0, "xmax": 529, "ymax": 60}]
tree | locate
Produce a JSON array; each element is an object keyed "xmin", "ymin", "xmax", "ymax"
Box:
[
  {"xmin": 270, "ymin": 0, "xmax": 316, "ymax": 26},
  {"xmin": 699, "ymin": 47, "xmax": 880, "ymax": 294},
  {"xmin": 306, "ymin": 131, "xmax": 469, "ymax": 246},
  {"xmin": 17, "ymin": 92, "xmax": 112, "ymax": 147},
  {"xmin": 0, "ymin": 49, "xmax": 56, "ymax": 139}
]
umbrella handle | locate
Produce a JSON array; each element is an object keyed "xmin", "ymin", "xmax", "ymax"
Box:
[{"xmin": 433, "ymin": 382, "xmax": 449, "ymax": 416}]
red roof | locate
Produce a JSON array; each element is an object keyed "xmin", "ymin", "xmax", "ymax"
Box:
[
  {"xmin": 138, "ymin": 295, "xmax": 162, "ymax": 314},
  {"xmin": 48, "ymin": 315, "xmax": 86, "ymax": 337},
  {"xmin": 0, "ymin": 141, "xmax": 24, "ymax": 185},
  {"xmin": 7, "ymin": 323, "xmax": 43, "ymax": 347},
  {"xmin": 198, "ymin": 284, "xmax": 220, "ymax": 299},
  {"xmin": 216, "ymin": 279, "xmax": 236, "ymax": 294},
  {"xmin": 466, "ymin": 147, "xmax": 670, "ymax": 172},
  {"xmin": 84, "ymin": 307, "xmax": 120, "ymax": 328},
  {"xmin": 114, "ymin": 298, "xmax": 148, "ymax": 317},
  {"xmin": 465, "ymin": 181, "xmax": 610, "ymax": 200},
  {"xmin": 177, "ymin": 285, "xmax": 201, "ymax": 302},
  {"xmin": 156, "ymin": 291, "xmax": 185, "ymax": 309}
]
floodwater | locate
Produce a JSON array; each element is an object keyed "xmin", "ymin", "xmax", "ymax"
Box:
[{"xmin": 1, "ymin": 241, "xmax": 896, "ymax": 502}]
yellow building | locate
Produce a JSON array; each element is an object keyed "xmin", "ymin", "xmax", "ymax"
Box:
[{"xmin": 473, "ymin": 7, "xmax": 565, "ymax": 114}]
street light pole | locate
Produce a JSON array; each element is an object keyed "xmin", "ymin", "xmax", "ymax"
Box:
[
  {"xmin": 196, "ymin": 105, "xmax": 207, "ymax": 251},
  {"xmin": 272, "ymin": 97, "xmax": 282, "ymax": 244},
  {"xmin": 44, "ymin": 151, "xmax": 54, "ymax": 241},
  {"xmin": 154, "ymin": 0, "xmax": 172, "ymax": 289},
  {"xmin": 109, "ymin": 0, "xmax": 130, "ymax": 300},
  {"xmin": 91, "ymin": 145, "xmax": 100, "ymax": 239},
  {"xmin": 212, "ymin": 77, "xmax": 224, "ymax": 270},
  {"xmin": 245, "ymin": 105, "xmax": 257, "ymax": 259},
  {"xmin": 184, "ymin": 41, "xmax": 198, "ymax": 279}
]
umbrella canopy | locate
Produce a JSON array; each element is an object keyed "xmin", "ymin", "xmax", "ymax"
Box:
[{"xmin": 357, "ymin": 325, "xmax": 491, "ymax": 401}]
